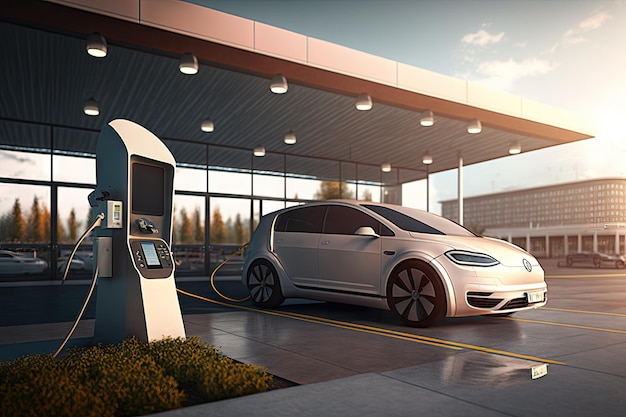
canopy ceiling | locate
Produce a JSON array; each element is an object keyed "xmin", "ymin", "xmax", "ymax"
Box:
[{"xmin": 0, "ymin": 1, "xmax": 593, "ymax": 186}]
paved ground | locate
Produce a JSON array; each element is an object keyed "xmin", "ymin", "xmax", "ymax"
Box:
[{"xmin": 1, "ymin": 258, "xmax": 626, "ymax": 416}]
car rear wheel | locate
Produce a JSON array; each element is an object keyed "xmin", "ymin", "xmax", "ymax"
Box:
[
  {"xmin": 593, "ymin": 256, "xmax": 601, "ymax": 268},
  {"xmin": 387, "ymin": 260, "xmax": 446, "ymax": 328},
  {"xmin": 247, "ymin": 259, "xmax": 284, "ymax": 308}
]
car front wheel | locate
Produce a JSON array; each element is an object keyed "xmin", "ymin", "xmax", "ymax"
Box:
[
  {"xmin": 387, "ymin": 260, "xmax": 446, "ymax": 328},
  {"xmin": 246, "ymin": 259, "xmax": 284, "ymax": 308}
]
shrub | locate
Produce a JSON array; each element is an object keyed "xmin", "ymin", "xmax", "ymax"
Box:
[{"xmin": 0, "ymin": 337, "xmax": 272, "ymax": 417}]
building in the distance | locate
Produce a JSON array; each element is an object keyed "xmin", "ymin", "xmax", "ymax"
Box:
[{"xmin": 441, "ymin": 178, "xmax": 626, "ymax": 258}]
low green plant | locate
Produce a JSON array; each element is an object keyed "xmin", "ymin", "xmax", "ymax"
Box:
[{"xmin": 0, "ymin": 337, "xmax": 272, "ymax": 417}]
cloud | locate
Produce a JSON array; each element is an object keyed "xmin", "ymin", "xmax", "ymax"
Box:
[
  {"xmin": 461, "ymin": 29, "xmax": 504, "ymax": 46},
  {"xmin": 472, "ymin": 57, "xmax": 558, "ymax": 90},
  {"xmin": 0, "ymin": 150, "xmax": 33, "ymax": 164},
  {"xmin": 563, "ymin": 10, "xmax": 611, "ymax": 44}
]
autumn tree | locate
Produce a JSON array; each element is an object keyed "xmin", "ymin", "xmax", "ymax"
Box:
[
  {"xmin": 67, "ymin": 208, "xmax": 80, "ymax": 242},
  {"xmin": 25, "ymin": 196, "xmax": 45, "ymax": 243},
  {"xmin": 57, "ymin": 213, "xmax": 65, "ymax": 243},
  {"xmin": 361, "ymin": 189, "xmax": 373, "ymax": 201},
  {"xmin": 42, "ymin": 204, "xmax": 51, "ymax": 242},
  {"xmin": 192, "ymin": 207, "xmax": 204, "ymax": 243},
  {"xmin": 210, "ymin": 206, "xmax": 227, "ymax": 243},
  {"xmin": 234, "ymin": 213, "xmax": 244, "ymax": 244},
  {"xmin": 7, "ymin": 198, "xmax": 26, "ymax": 242},
  {"xmin": 178, "ymin": 207, "xmax": 193, "ymax": 243},
  {"xmin": 314, "ymin": 181, "xmax": 353, "ymax": 200}
]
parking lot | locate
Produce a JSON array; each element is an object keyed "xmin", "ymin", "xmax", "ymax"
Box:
[{"xmin": 1, "ymin": 258, "xmax": 626, "ymax": 416}]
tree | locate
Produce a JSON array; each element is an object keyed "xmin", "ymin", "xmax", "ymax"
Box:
[
  {"xmin": 67, "ymin": 208, "xmax": 79, "ymax": 242},
  {"xmin": 314, "ymin": 181, "xmax": 353, "ymax": 200},
  {"xmin": 26, "ymin": 196, "xmax": 45, "ymax": 243},
  {"xmin": 234, "ymin": 213, "xmax": 244, "ymax": 244},
  {"xmin": 192, "ymin": 207, "xmax": 204, "ymax": 243},
  {"xmin": 8, "ymin": 198, "xmax": 26, "ymax": 242},
  {"xmin": 178, "ymin": 208, "xmax": 192, "ymax": 243},
  {"xmin": 361, "ymin": 189, "xmax": 373, "ymax": 201},
  {"xmin": 210, "ymin": 207, "xmax": 227, "ymax": 243},
  {"xmin": 57, "ymin": 213, "xmax": 65, "ymax": 243},
  {"xmin": 42, "ymin": 204, "xmax": 51, "ymax": 242}
]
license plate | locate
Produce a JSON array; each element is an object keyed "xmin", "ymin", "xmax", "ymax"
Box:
[
  {"xmin": 531, "ymin": 363, "xmax": 548, "ymax": 379},
  {"xmin": 526, "ymin": 291, "xmax": 544, "ymax": 303}
]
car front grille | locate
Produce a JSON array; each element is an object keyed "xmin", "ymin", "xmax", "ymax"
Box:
[
  {"xmin": 467, "ymin": 292, "xmax": 503, "ymax": 309},
  {"xmin": 499, "ymin": 297, "xmax": 529, "ymax": 310}
]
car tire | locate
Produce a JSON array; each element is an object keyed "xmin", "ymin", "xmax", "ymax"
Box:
[
  {"xmin": 387, "ymin": 260, "xmax": 446, "ymax": 328},
  {"xmin": 593, "ymin": 256, "xmax": 601, "ymax": 268},
  {"xmin": 616, "ymin": 261, "xmax": 625, "ymax": 269},
  {"xmin": 246, "ymin": 259, "xmax": 285, "ymax": 308}
]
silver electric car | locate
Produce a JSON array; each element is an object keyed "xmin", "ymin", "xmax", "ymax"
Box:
[{"xmin": 242, "ymin": 200, "xmax": 546, "ymax": 327}]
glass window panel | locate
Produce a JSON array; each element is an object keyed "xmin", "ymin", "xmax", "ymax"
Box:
[
  {"xmin": 253, "ymin": 173, "xmax": 284, "ymax": 198},
  {"xmin": 0, "ymin": 183, "xmax": 51, "ymax": 245},
  {"xmin": 286, "ymin": 177, "xmax": 321, "ymax": 200},
  {"xmin": 175, "ymin": 166, "xmax": 207, "ymax": 192},
  {"xmin": 172, "ymin": 195, "xmax": 206, "ymax": 274},
  {"xmin": 261, "ymin": 199, "xmax": 285, "ymax": 216},
  {"xmin": 56, "ymin": 187, "xmax": 95, "ymax": 279},
  {"xmin": 209, "ymin": 170, "xmax": 251, "ymax": 195},
  {"xmin": 209, "ymin": 197, "xmax": 251, "ymax": 245},
  {"xmin": 358, "ymin": 184, "xmax": 381, "ymax": 202},
  {"xmin": 173, "ymin": 195, "xmax": 206, "ymax": 245},
  {"xmin": 341, "ymin": 162, "xmax": 357, "ymax": 200},
  {"xmin": 57, "ymin": 187, "xmax": 93, "ymax": 244},
  {"xmin": 209, "ymin": 197, "xmax": 251, "ymax": 275},
  {"xmin": 275, "ymin": 205, "xmax": 326, "ymax": 233},
  {"xmin": 0, "ymin": 150, "xmax": 51, "ymax": 181},
  {"xmin": 53, "ymin": 154, "xmax": 95, "ymax": 184}
]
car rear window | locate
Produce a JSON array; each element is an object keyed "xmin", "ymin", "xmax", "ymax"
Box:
[
  {"xmin": 274, "ymin": 205, "xmax": 326, "ymax": 233},
  {"xmin": 362, "ymin": 204, "xmax": 477, "ymax": 236}
]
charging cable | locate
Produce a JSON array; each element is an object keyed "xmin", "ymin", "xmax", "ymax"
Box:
[
  {"xmin": 53, "ymin": 213, "xmax": 104, "ymax": 358},
  {"xmin": 209, "ymin": 243, "xmax": 250, "ymax": 303},
  {"xmin": 61, "ymin": 213, "xmax": 105, "ymax": 284}
]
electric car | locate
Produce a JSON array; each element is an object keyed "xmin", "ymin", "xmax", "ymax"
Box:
[{"xmin": 242, "ymin": 200, "xmax": 547, "ymax": 327}]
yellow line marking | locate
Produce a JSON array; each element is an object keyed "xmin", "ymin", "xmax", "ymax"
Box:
[
  {"xmin": 546, "ymin": 274, "xmax": 626, "ymax": 279},
  {"xmin": 177, "ymin": 289, "xmax": 564, "ymax": 365},
  {"xmin": 542, "ymin": 307, "xmax": 626, "ymax": 317},
  {"xmin": 505, "ymin": 316, "xmax": 626, "ymax": 334}
]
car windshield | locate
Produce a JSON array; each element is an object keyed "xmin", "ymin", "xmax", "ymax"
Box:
[{"xmin": 362, "ymin": 204, "xmax": 478, "ymax": 237}]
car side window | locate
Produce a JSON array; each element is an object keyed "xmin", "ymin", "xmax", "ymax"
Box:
[
  {"xmin": 323, "ymin": 205, "xmax": 393, "ymax": 236},
  {"xmin": 274, "ymin": 205, "xmax": 326, "ymax": 233}
]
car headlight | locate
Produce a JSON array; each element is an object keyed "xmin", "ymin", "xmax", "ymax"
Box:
[{"xmin": 445, "ymin": 250, "xmax": 499, "ymax": 267}]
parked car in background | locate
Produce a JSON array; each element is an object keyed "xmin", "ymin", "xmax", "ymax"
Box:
[
  {"xmin": 565, "ymin": 252, "xmax": 625, "ymax": 269},
  {"xmin": 243, "ymin": 200, "xmax": 547, "ymax": 328},
  {"xmin": 57, "ymin": 252, "xmax": 94, "ymax": 272},
  {"xmin": 0, "ymin": 250, "xmax": 48, "ymax": 275}
]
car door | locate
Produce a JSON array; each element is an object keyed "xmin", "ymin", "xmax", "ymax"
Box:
[
  {"xmin": 0, "ymin": 252, "xmax": 19, "ymax": 274},
  {"xmin": 273, "ymin": 205, "xmax": 326, "ymax": 287},
  {"xmin": 317, "ymin": 205, "xmax": 392, "ymax": 295}
]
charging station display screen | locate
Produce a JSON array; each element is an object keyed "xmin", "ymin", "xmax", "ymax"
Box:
[
  {"xmin": 132, "ymin": 163, "xmax": 164, "ymax": 216},
  {"xmin": 141, "ymin": 242, "xmax": 162, "ymax": 268}
]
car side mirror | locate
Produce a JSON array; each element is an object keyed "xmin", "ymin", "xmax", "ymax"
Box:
[{"xmin": 355, "ymin": 226, "xmax": 380, "ymax": 238}]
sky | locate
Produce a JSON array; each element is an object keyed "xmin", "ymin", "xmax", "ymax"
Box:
[{"xmin": 190, "ymin": 0, "xmax": 626, "ymax": 210}]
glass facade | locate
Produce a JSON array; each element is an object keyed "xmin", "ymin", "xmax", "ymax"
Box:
[{"xmin": 0, "ymin": 127, "xmax": 413, "ymax": 281}]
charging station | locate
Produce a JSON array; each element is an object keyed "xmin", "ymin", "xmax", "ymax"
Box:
[{"xmin": 90, "ymin": 119, "xmax": 186, "ymax": 344}]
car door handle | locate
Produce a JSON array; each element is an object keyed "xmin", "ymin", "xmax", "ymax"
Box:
[
  {"xmin": 383, "ymin": 251, "xmax": 395, "ymax": 255},
  {"xmin": 320, "ymin": 240, "xmax": 330, "ymax": 245}
]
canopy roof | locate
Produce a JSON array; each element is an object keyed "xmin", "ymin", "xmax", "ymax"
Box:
[{"xmin": 0, "ymin": 1, "xmax": 593, "ymax": 186}]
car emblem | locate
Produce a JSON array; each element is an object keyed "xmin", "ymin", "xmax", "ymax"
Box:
[{"xmin": 523, "ymin": 259, "xmax": 532, "ymax": 272}]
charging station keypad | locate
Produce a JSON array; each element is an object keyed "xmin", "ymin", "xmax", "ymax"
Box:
[{"xmin": 129, "ymin": 239, "xmax": 174, "ymax": 279}]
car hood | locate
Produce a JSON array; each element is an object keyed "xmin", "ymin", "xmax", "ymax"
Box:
[{"xmin": 409, "ymin": 233, "xmax": 538, "ymax": 267}]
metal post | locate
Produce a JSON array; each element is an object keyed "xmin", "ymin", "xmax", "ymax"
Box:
[{"xmin": 458, "ymin": 155, "xmax": 464, "ymax": 225}]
